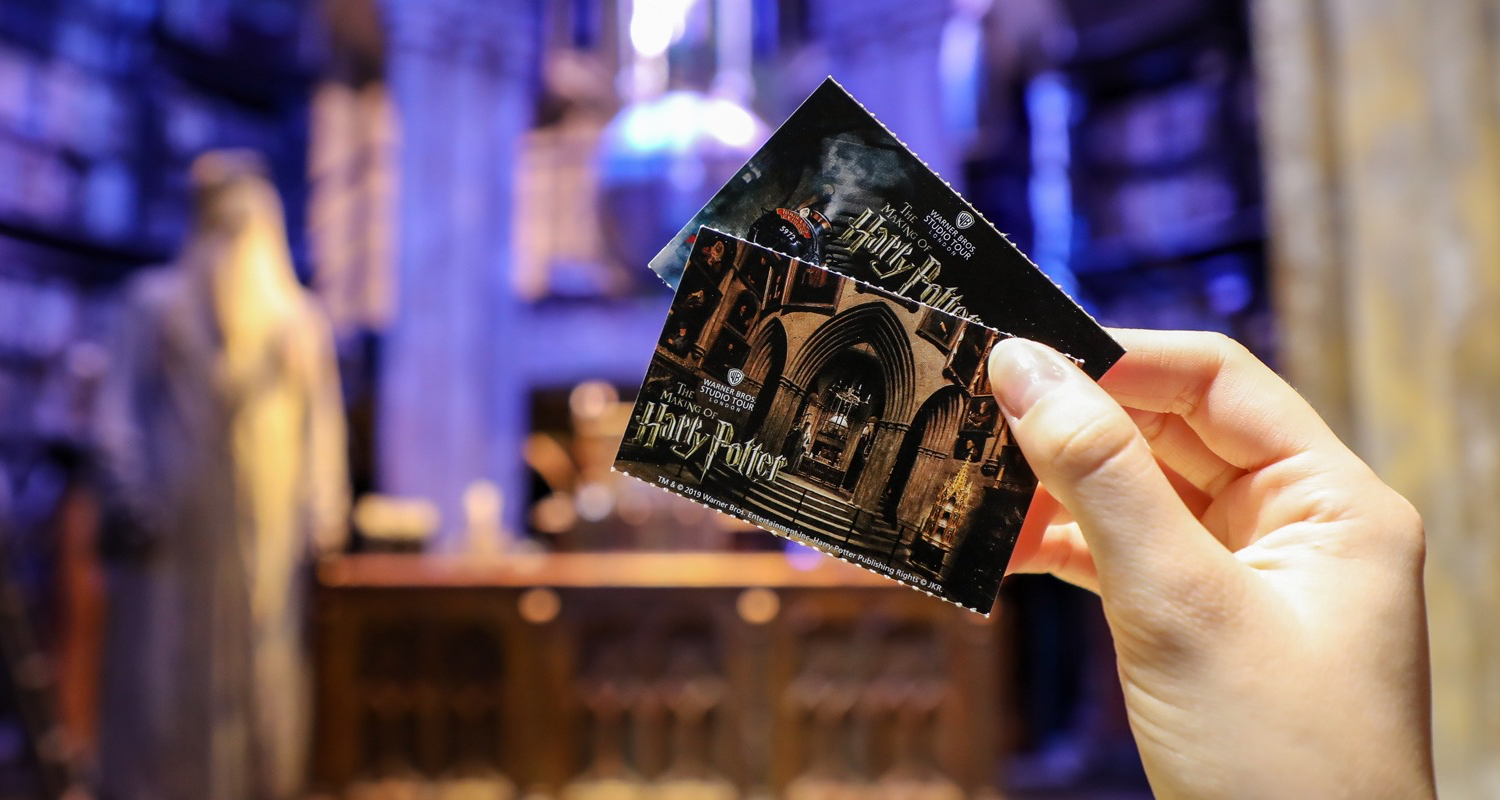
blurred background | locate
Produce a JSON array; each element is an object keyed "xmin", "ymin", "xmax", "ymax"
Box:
[{"xmin": 0, "ymin": 0, "xmax": 1495, "ymax": 799}]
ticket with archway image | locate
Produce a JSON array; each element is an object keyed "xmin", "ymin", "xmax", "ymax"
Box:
[{"xmin": 616, "ymin": 227, "xmax": 1098, "ymax": 613}]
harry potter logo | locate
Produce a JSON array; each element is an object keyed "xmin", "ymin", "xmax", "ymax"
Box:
[
  {"xmin": 626, "ymin": 401, "xmax": 788, "ymax": 483},
  {"xmin": 839, "ymin": 207, "xmax": 978, "ymax": 321}
]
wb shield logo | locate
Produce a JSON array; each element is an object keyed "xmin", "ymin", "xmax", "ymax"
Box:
[
  {"xmin": 727, "ymin": 368, "xmax": 745, "ymax": 387},
  {"xmin": 955, "ymin": 210, "xmax": 975, "ymax": 229}
]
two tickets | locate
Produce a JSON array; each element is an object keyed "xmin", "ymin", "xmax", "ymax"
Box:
[{"xmin": 613, "ymin": 78, "xmax": 1123, "ymax": 613}]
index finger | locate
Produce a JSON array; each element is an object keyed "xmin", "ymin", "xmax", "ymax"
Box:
[{"xmin": 1100, "ymin": 329, "xmax": 1348, "ymax": 471}]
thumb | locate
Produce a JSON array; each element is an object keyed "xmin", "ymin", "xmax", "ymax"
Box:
[{"xmin": 989, "ymin": 338, "xmax": 1235, "ymax": 600}]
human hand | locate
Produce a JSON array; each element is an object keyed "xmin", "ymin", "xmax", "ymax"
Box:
[{"xmin": 989, "ymin": 330, "xmax": 1434, "ymax": 799}]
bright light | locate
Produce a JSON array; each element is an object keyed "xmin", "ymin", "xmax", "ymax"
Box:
[
  {"xmin": 629, "ymin": 12, "xmax": 673, "ymax": 57},
  {"xmin": 706, "ymin": 98, "xmax": 761, "ymax": 148},
  {"xmin": 629, "ymin": 0, "xmax": 698, "ymax": 58},
  {"xmin": 602, "ymin": 92, "xmax": 768, "ymax": 162}
]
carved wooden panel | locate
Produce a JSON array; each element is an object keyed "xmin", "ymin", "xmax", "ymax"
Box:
[{"xmin": 311, "ymin": 553, "xmax": 1005, "ymax": 797}]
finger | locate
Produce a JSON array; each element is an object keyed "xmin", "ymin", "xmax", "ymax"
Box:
[
  {"xmin": 1013, "ymin": 521, "xmax": 1101, "ymax": 594},
  {"xmin": 1124, "ymin": 407, "xmax": 1245, "ymax": 497},
  {"xmin": 1010, "ymin": 486, "xmax": 1098, "ymax": 589},
  {"xmin": 1032, "ymin": 446, "xmax": 1215, "ymax": 521},
  {"xmin": 990, "ymin": 338, "xmax": 1238, "ymax": 596},
  {"xmin": 1007, "ymin": 467, "xmax": 1208, "ymax": 594},
  {"xmin": 1101, "ymin": 329, "xmax": 1346, "ymax": 471},
  {"xmin": 1014, "ymin": 480, "xmax": 1062, "ymax": 561},
  {"xmin": 1010, "ymin": 485, "xmax": 1062, "ymax": 570}
]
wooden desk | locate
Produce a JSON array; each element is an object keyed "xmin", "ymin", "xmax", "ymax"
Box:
[{"xmin": 311, "ymin": 552, "xmax": 1005, "ymax": 795}]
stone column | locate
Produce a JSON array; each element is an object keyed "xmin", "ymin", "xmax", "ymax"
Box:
[
  {"xmin": 378, "ymin": 0, "xmax": 540, "ymax": 543},
  {"xmin": 1253, "ymin": 0, "xmax": 1500, "ymax": 795},
  {"xmin": 760, "ymin": 376, "xmax": 810, "ymax": 454},
  {"xmin": 900, "ymin": 446, "xmax": 951, "ymax": 523},
  {"xmin": 852, "ymin": 421, "xmax": 910, "ymax": 511}
]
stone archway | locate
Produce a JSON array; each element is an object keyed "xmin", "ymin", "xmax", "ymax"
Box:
[
  {"xmin": 785, "ymin": 302, "xmax": 917, "ymax": 421},
  {"xmin": 759, "ymin": 302, "xmax": 918, "ymax": 512},
  {"xmin": 761, "ymin": 305, "xmax": 908, "ymax": 447},
  {"xmin": 783, "ymin": 347, "xmax": 887, "ymax": 492},
  {"xmin": 742, "ymin": 318, "xmax": 787, "ymax": 433},
  {"xmin": 887, "ymin": 386, "xmax": 967, "ymax": 523}
]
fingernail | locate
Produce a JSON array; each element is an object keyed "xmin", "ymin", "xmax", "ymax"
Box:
[{"xmin": 990, "ymin": 338, "xmax": 1070, "ymax": 419}]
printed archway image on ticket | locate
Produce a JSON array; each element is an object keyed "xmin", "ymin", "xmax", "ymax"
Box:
[{"xmin": 616, "ymin": 228, "xmax": 1040, "ymax": 613}]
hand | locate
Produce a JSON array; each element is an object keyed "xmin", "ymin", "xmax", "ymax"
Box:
[{"xmin": 989, "ymin": 330, "xmax": 1434, "ymax": 799}]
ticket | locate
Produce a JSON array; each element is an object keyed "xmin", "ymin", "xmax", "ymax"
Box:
[{"xmin": 619, "ymin": 229, "xmax": 1050, "ymax": 613}]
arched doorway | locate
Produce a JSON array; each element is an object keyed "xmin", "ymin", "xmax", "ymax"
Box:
[
  {"xmin": 770, "ymin": 301, "xmax": 917, "ymax": 438},
  {"xmin": 785, "ymin": 303, "xmax": 917, "ymax": 417},
  {"xmin": 742, "ymin": 319, "xmax": 787, "ymax": 433},
  {"xmin": 784, "ymin": 346, "xmax": 886, "ymax": 494},
  {"xmin": 886, "ymin": 386, "xmax": 966, "ymax": 522}
]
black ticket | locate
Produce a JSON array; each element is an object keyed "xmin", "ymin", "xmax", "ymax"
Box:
[{"xmin": 648, "ymin": 77, "xmax": 1123, "ymax": 380}]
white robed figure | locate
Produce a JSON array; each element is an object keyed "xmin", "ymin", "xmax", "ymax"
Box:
[
  {"xmin": 794, "ymin": 415, "xmax": 815, "ymax": 473},
  {"xmin": 97, "ymin": 152, "xmax": 349, "ymax": 800}
]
